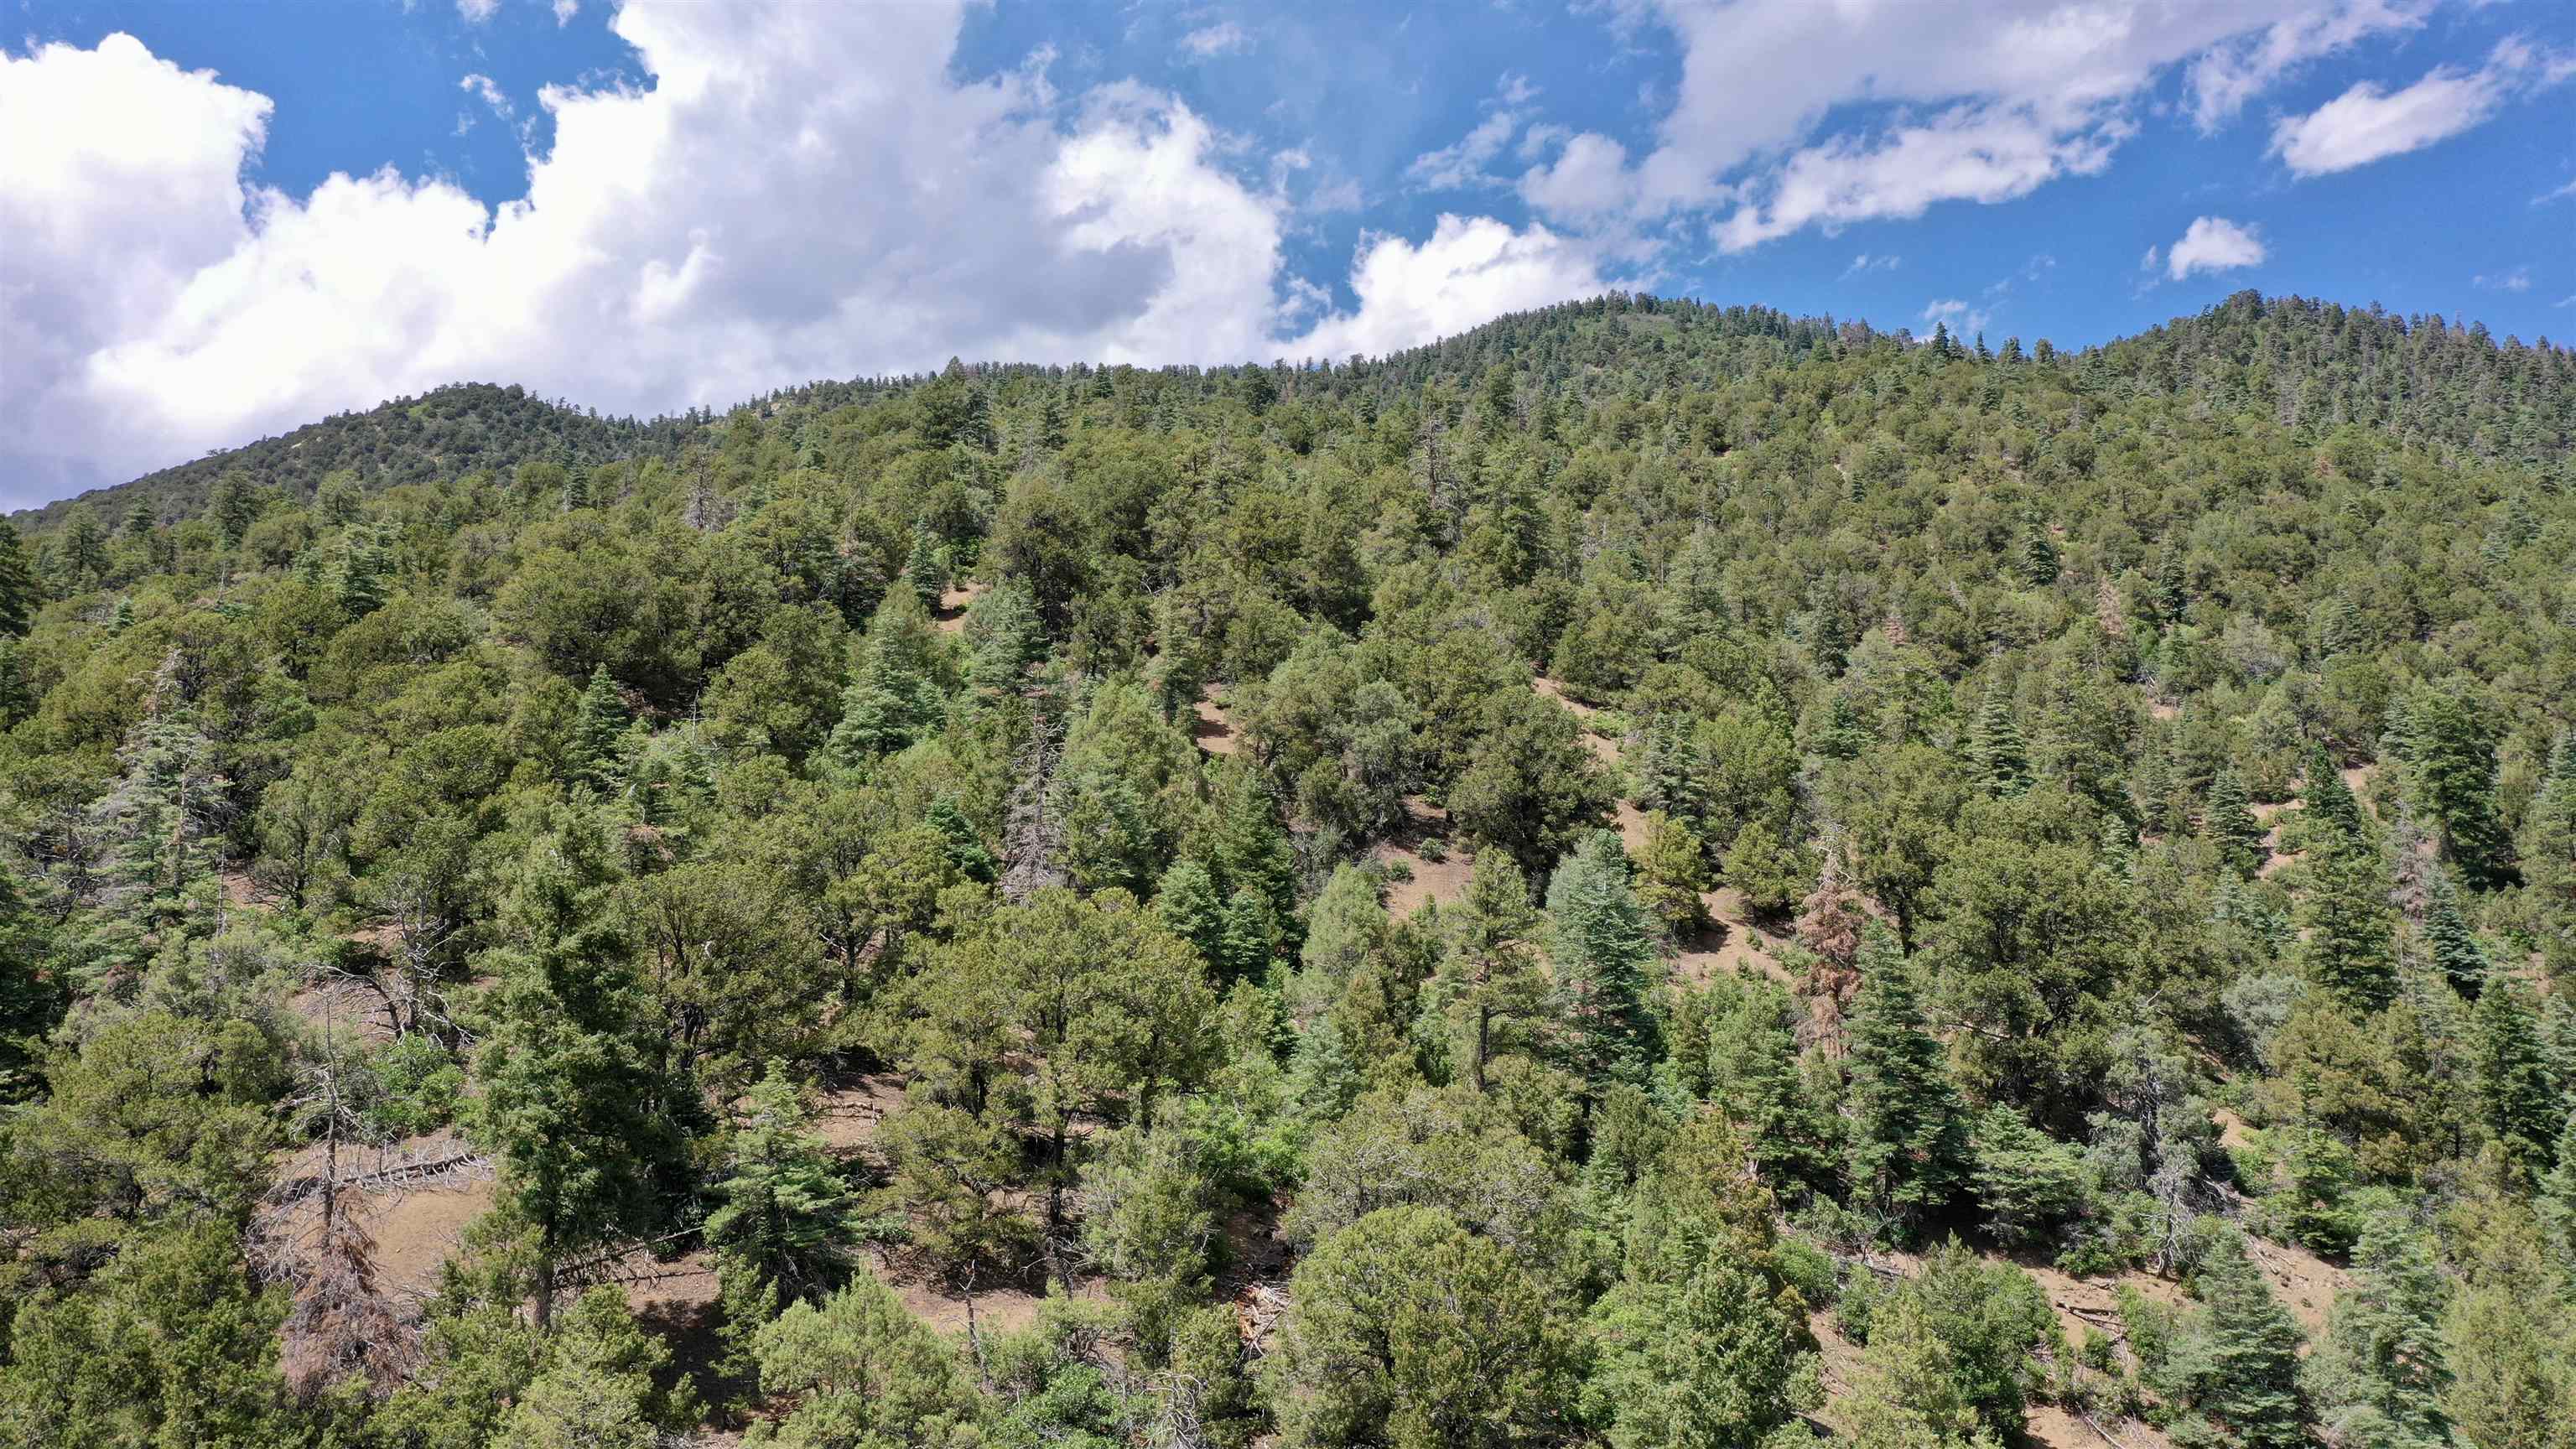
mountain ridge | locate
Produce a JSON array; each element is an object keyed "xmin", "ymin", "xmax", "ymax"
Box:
[{"xmin": 17, "ymin": 288, "xmax": 2568, "ymax": 531}]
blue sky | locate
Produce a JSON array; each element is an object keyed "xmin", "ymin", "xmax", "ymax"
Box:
[{"xmin": 3, "ymin": 0, "xmax": 2571, "ymax": 506}]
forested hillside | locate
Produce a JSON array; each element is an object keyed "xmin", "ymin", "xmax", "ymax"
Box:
[{"xmin": 1, "ymin": 289, "xmax": 2571, "ymax": 1449}]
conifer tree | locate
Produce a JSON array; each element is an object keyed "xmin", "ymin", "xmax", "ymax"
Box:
[
  {"xmin": 2403, "ymin": 691, "xmax": 2511, "ymax": 888},
  {"xmin": 2306, "ymin": 1209, "xmax": 2454, "ymax": 1448},
  {"xmin": 2303, "ymin": 743, "xmax": 2364, "ymax": 841},
  {"xmin": 2153, "ymin": 538, "xmax": 2189, "ymax": 622},
  {"xmin": 1844, "ymin": 925, "xmax": 1971, "ymax": 1230},
  {"xmin": 708, "ymin": 1061, "xmax": 861, "ymax": 1306},
  {"xmin": 1966, "ymin": 686, "xmax": 2033, "ymax": 797},
  {"xmin": 2204, "ymin": 764, "xmax": 2266, "ymax": 876},
  {"xmin": 1436, "ymin": 854, "xmax": 1548, "ymax": 1093},
  {"xmin": 2424, "ymin": 868, "xmax": 2490, "ymax": 997},
  {"xmin": 2472, "ymin": 980, "xmax": 2560, "ymax": 1176},
  {"xmin": 1544, "ymin": 830, "xmax": 1659, "ymax": 1086},
  {"xmin": 2019, "ymin": 513, "xmax": 2059, "ymax": 585},
  {"xmin": 0, "ymin": 518, "xmax": 36, "ymax": 636},
  {"xmin": 2301, "ymin": 834, "xmax": 2397, "ymax": 1014},
  {"xmin": 569, "ymin": 665, "xmax": 628, "ymax": 790},
  {"xmin": 2182, "ymin": 1234, "xmax": 2311, "ymax": 1449},
  {"xmin": 471, "ymin": 813, "xmax": 680, "ymax": 1329}
]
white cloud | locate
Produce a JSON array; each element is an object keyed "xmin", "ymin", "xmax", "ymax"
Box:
[
  {"xmin": 1410, "ymin": 107, "xmax": 1523, "ymax": 190},
  {"xmin": 2164, "ymin": 216, "xmax": 2267, "ymax": 280},
  {"xmin": 2269, "ymin": 37, "xmax": 2572, "ymax": 176},
  {"xmin": 553, "ymin": 0, "xmax": 579, "ymax": 25},
  {"xmin": 1714, "ymin": 99, "xmax": 2120, "ymax": 252},
  {"xmin": 1841, "ymin": 253, "xmax": 1901, "ymax": 277},
  {"xmin": 2537, "ymin": 176, "xmax": 2576, "ymax": 205},
  {"xmin": 2139, "ymin": 245, "xmax": 2161, "ymax": 273},
  {"xmin": 2184, "ymin": 0, "xmax": 2430, "ymax": 132},
  {"xmin": 459, "ymin": 72, "xmax": 511, "ymax": 118},
  {"xmin": 1518, "ymin": 1, "xmax": 2426, "ymax": 251},
  {"xmin": 457, "ymin": 0, "xmax": 500, "ymax": 23},
  {"xmin": 1921, "ymin": 298, "xmax": 1991, "ymax": 335},
  {"xmin": 0, "ymin": 9, "xmax": 1604, "ymax": 500},
  {"xmin": 1293, "ymin": 216, "xmax": 1605, "ymax": 361},
  {"xmin": 1178, "ymin": 23, "xmax": 1249, "ymax": 60},
  {"xmin": 2473, "ymin": 267, "xmax": 2531, "ymax": 293},
  {"xmin": 1517, "ymin": 132, "xmax": 1634, "ymax": 217}
]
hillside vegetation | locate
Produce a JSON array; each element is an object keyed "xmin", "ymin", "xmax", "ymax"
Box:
[{"xmin": 1, "ymin": 290, "xmax": 2572, "ymax": 1449}]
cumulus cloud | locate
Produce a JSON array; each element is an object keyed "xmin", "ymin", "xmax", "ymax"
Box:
[
  {"xmin": 1294, "ymin": 216, "xmax": 1606, "ymax": 361},
  {"xmin": 2164, "ymin": 216, "xmax": 2267, "ymax": 280},
  {"xmin": 2473, "ymin": 267, "xmax": 2531, "ymax": 293},
  {"xmin": 457, "ymin": 0, "xmax": 499, "ymax": 23},
  {"xmin": 2270, "ymin": 37, "xmax": 2572, "ymax": 175},
  {"xmin": 553, "ymin": 0, "xmax": 579, "ymax": 25},
  {"xmin": 0, "ymin": 5, "xmax": 1603, "ymax": 499}
]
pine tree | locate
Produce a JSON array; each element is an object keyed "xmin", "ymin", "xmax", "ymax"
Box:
[
  {"xmin": 470, "ymin": 813, "xmax": 680, "ymax": 1329},
  {"xmin": 2472, "ymin": 980, "xmax": 2559, "ymax": 1176},
  {"xmin": 2019, "ymin": 513, "xmax": 2059, "ymax": 585},
  {"xmin": 1967, "ymin": 686, "xmax": 2033, "ymax": 797},
  {"xmin": 2184, "ymin": 1234, "xmax": 2311, "ymax": 1449},
  {"xmin": 1436, "ymin": 854, "xmax": 1548, "ymax": 1093},
  {"xmin": 2403, "ymin": 691, "xmax": 2512, "ymax": 888},
  {"xmin": 2423, "ymin": 868, "xmax": 2490, "ymax": 997},
  {"xmin": 707, "ymin": 1061, "xmax": 861, "ymax": 1306},
  {"xmin": 2154, "ymin": 538, "xmax": 2189, "ymax": 622},
  {"xmin": 1543, "ymin": 830, "xmax": 1659, "ymax": 1086},
  {"xmin": 1844, "ymin": 925, "xmax": 1971, "ymax": 1230},
  {"xmin": 2303, "ymin": 744, "xmax": 2365, "ymax": 841},
  {"xmin": 2306, "ymin": 1209, "xmax": 2454, "ymax": 1449},
  {"xmin": 2204, "ymin": 764, "xmax": 2267, "ymax": 876},
  {"xmin": 0, "ymin": 519, "xmax": 36, "ymax": 636},
  {"xmin": 569, "ymin": 666, "xmax": 629, "ymax": 791},
  {"xmin": 2301, "ymin": 834, "xmax": 2397, "ymax": 1014},
  {"xmin": 335, "ymin": 529, "xmax": 389, "ymax": 619}
]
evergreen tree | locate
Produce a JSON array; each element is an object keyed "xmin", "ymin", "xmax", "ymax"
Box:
[
  {"xmin": 1435, "ymin": 854, "xmax": 1549, "ymax": 1093},
  {"xmin": 2473, "ymin": 980, "xmax": 2560, "ymax": 1176},
  {"xmin": 0, "ymin": 518, "xmax": 36, "ymax": 635},
  {"xmin": 210, "ymin": 469, "xmax": 261, "ymax": 545},
  {"xmin": 2403, "ymin": 691, "xmax": 2512, "ymax": 887},
  {"xmin": 569, "ymin": 665, "xmax": 629, "ymax": 790},
  {"xmin": 2179, "ymin": 1233, "xmax": 2311, "ymax": 1449},
  {"xmin": 2424, "ymin": 868, "xmax": 2490, "ymax": 997},
  {"xmin": 2154, "ymin": 538, "xmax": 2189, "ymax": 622},
  {"xmin": 470, "ymin": 813, "xmax": 681, "ymax": 1329},
  {"xmin": 2301, "ymin": 834, "xmax": 2397, "ymax": 1014},
  {"xmin": 2303, "ymin": 743, "xmax": 2365, "ymax": 841},
  {"xmin": 335, "ymin": 529, "xmax": 389, "ymax": 619},
  {"xmin": 2018, "ymin": 513, "xmax": 2059, "ymax": 585},
  {"xmin": 60, "ymin": 506, "xmax": 111, "ymax": 587},
  {"xmin": 2204, "ymin": 764, "xmax": 2267, "ymax": 876},
  {"xmin": 1544, "ymin": 830, "xmax": 1660, "ymax": 1086},
  {"xmin": 707, "ymin": 1061, "xmax": 861, "ymax": 1307},
  {"xmin": 1844, "ymin": 926, "xmax": 1971, "ymax": 1230},
  {"xmin": 1966, "ymin": 686, "xmax": 2033, "ymax": 797},
  {"xmin": 750, "ymin": 1275, "xmax": 980, "ymax": 1447},
  {"xmin": 2306, "ymin": 1208, "xmax": 2454, "ymax": 1449}
]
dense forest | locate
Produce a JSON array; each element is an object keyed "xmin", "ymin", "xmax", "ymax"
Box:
[{"xmin": 1, "ymin": 289, "xmax": 2571, "ymax": 1449}]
